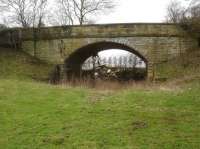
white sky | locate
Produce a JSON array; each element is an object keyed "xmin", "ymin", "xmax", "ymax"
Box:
[
  {"xmin": 0, "ymin": 0, "xmax": 190, "ymax": 25},
  {"xmin": 96, "ymin": 0, "xmax": 173, "ymax": 58},
  {"xmin": 97, "ymin": 0, "xmax": 180, "ymax": 23},
  {"xmin": 99, "ymin": 49, "xmax": 131, "ymax": 58}
]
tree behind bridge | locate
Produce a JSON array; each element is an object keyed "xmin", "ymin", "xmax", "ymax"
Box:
[
  {"xmin": 55, "ymin": 0, "xmax": 115, "ymax": 25},
  {"xmin": 0, "ymin": 0, "xmax": 48, "ymax": 28},
  {"xmin": 166, "ymin": 0, "xmax": 200, "ymax": 39}
]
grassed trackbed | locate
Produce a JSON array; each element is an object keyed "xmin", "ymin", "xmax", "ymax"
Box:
[{"xmin": 0, "ymin": 79, "xmax": 200, "ymax": 149}]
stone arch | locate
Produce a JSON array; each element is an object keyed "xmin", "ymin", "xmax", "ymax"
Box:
[{"xmin": 64, "ymin": 41, "xmax": 149, "ymax": 79}]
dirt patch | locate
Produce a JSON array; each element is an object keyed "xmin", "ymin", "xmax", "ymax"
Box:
[
  {"xmin": 163, "ymin": 117, "xmax": 178, "ymax": 125},
  {"xmin": 43, "ymin": 135, "xmax": 65, "ymax": 145},
  {"xmin": 87, "ymin": 90, "xmax": 113, "ymax": 103},
  {"xmin": 132, "ymin": 121, "xmax": 148, "ymax": 131}
]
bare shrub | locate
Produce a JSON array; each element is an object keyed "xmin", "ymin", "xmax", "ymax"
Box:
[{"xmin": 166, "ymin": 0, "xmax": 200, "ymax": 38}]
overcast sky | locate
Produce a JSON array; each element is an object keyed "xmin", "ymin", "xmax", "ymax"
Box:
[
  {"xmin": 0, "ymin": 0, "xmax": 190, "ymax": 25},
  {"xmin": 96, "ymin": 0, "xmax": 174, "ymax": 58},
  {"xmin": 97, "ymin": 0, "xmax": 186, "ymax": 23}
]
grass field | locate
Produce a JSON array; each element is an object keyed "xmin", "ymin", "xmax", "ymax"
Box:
[
  {"xmin": 1, "ymin": 47, "xmax": 200, "ymax": 148},
  {"xmin": 0, "ymin": 78, "xmax": 200, "ymax": 149}
]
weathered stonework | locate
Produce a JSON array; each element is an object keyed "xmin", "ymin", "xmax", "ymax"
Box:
[{"xmin": 0, "ymin": 23, "xmax": 198, "ymax": 80}]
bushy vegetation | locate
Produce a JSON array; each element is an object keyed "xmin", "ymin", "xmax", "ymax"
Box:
[
  {"xmin": 0, "ymin": 24, "xmax": 7, "ymax": 31},
  {"xmin": 166, "ymin": 0, "xmax": 200, "ymax": 39}
]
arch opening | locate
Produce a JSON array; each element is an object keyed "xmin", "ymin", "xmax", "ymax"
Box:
[{"xmin": 65, "ymin": 42, "xmax": 148, "ymax": 81}]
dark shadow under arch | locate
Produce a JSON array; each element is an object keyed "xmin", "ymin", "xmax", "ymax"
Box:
[{"xmin": 64, "ymin": 41, "xmax": 148, "ymax": 78}]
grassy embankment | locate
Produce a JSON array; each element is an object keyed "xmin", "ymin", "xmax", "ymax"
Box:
[
  {"xmin": 0, "ymin": 47, "xmax": 200, "ymax": 148},
  {"xmin": 156, "ymin": 49, "xmax": 200, "ymax": 80},
  {"xmin": 0, "ymin": 48, "xmax": 52, "ymax": 81}
]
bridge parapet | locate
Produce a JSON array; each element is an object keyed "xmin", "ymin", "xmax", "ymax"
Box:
[{"xmin": 20, "ymin": 23, "xmax": 184, "ymax": 41}]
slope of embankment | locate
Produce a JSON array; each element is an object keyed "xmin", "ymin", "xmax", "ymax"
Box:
[{"xmin": 0, "ymin": 47, "xmax": 52, "ymax": 81}]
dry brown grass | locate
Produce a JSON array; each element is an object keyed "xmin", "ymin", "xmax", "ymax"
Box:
[{"xmin": 59, "ymin": 77, "xmax": 182, "ymax": 92}]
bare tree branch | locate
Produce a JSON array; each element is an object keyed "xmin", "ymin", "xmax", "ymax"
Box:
[
  {"xmin": 166, "ymin": 0, "xmax": 200, "ymax": 38},
  {"xmin": 0, "ymin": 0, "xmax": 48, "ymax": 27},
  {"xmin": 55, "ymin": 0, "xmax": 115, "ymax": 25}
]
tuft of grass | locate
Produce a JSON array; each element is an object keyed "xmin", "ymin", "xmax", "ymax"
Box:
[{"xmin": 0, "ymin": 78, "xmax": 200, "ymax": 148}]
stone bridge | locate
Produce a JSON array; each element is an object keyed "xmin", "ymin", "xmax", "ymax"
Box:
[{"xmin": 0, "ymin": 23, "xmax": 199, "ymax": 80}]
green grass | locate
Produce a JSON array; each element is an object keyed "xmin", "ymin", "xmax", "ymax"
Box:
[
  {"xmin": 0, "ymin": 48, "xmax": 52, "ymax": 81},
  {"xmin": 0, "ymin": 79, "xmax": 200, "ymax": 149},
  {"xmin": 1, "ymin": 47, "xmax": 200, "ymax": 148}
]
